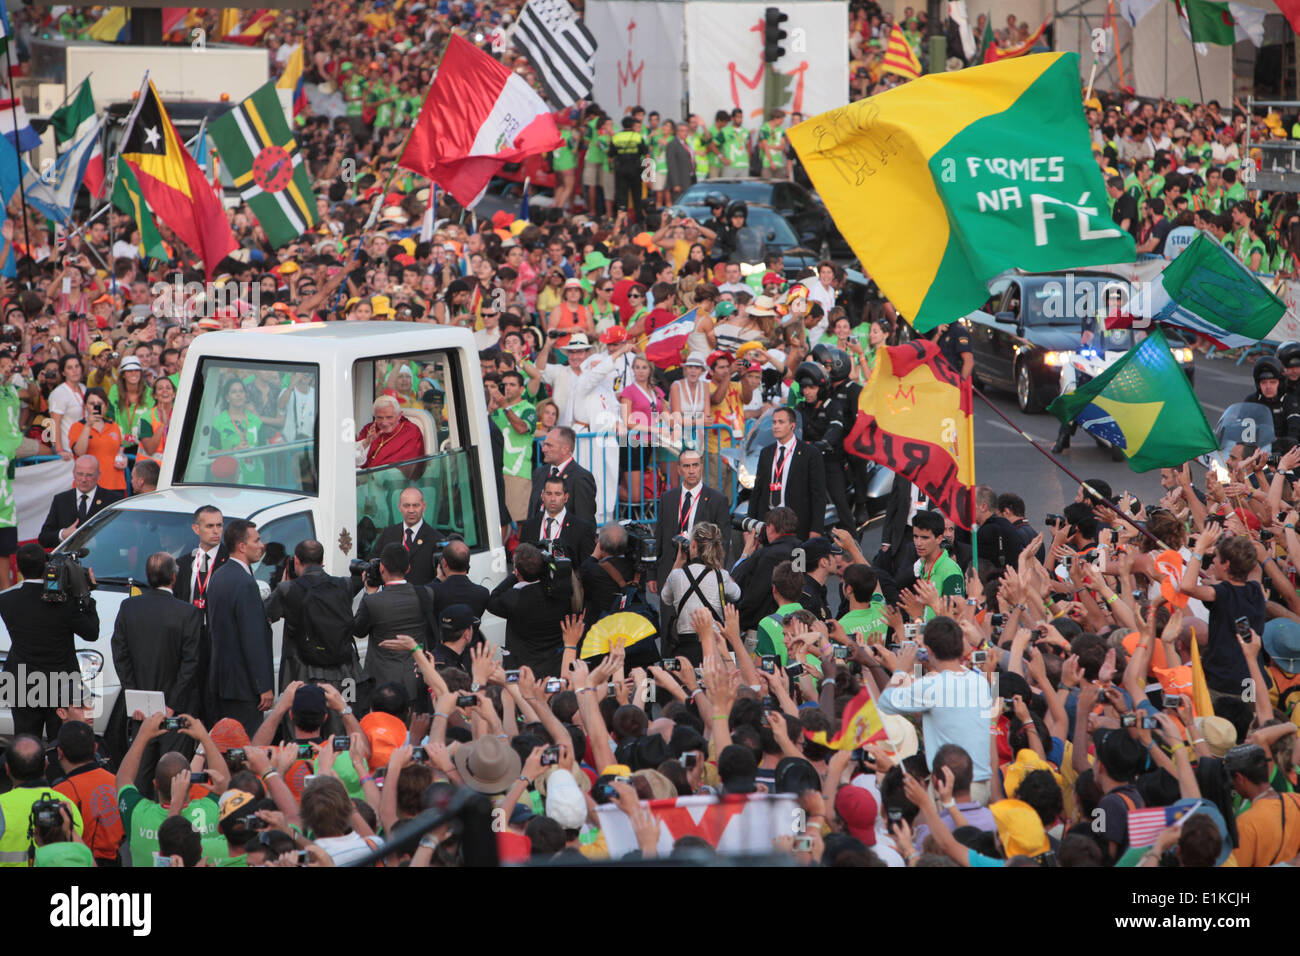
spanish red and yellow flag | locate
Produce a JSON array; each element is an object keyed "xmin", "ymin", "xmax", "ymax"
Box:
[
  {"xmin": 846, "ymin": 339, "xmax": 975, "ymax": 528},
  {"xmin": 803, "ymin": 685, "xmax": 889, "ymax": 751},
  {"xmin": 881, "ymin": 24, "xmax": 922, "ymax": 80},
  {"xmin": 984, "ymin": 19, "xmax": 1052, "ymax": 63},
  {"xmin": 121, "ymin": 78, "xmax": 236, "ymax": 276}
]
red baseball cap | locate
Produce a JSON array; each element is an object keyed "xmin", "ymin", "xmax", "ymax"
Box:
[{"xmin": 834, "ymin": 784, "xmax": 878, "ymax": 845}]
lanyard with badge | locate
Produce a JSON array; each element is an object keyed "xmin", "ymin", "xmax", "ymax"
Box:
[{"xmin": 194, "ymin": 552, "xmax": 217, "ymax": 609}]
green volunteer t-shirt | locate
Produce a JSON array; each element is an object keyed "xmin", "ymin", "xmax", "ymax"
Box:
[
  {"xmin": 756, "ymin": 601, "xmax": 805, "ymax": 666},
  {"xmin": 344, "ymin": 78, "xmax": 364, "ymax": 117},
  {"xmin": 839, "ymin": 595, "xmax": 889, "ymax": 643},
  {"xmin": 493, "ymin": 400, "xmax": 537, "ymax": 478},
  {"xmin": 758, "ymin": 123, "xmax": 783, "ymax": 168},
  {"xmin": 916, "ymin": 551, "xmax": 965, "ymax": 621},
  {"xmin": 118, "ymin": 784, "xmax": 228, "ymax": 867},
  {"xmin": 34, "ymin": 842, "xmax": 94, "ymax": 867},
  {"xmin": 723, "ymin": 125, "xmax": 750, "ymax": 168},
  {"xmin": 216, "ymin": 853, "xmax": 249, "ymax": 867}
]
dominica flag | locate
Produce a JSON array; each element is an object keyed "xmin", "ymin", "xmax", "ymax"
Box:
[
  {"xmin": 209, "ymin": 81, "xmax": 318, "ymax": 249},
  {"xmin": 789, "ymin": 52, "xmax": 1134, "ymax": 333},
  {"xmin": 803, "ymin": 685, "xmax": 888, "ymax": 750},
  {"xmin": 845, "ymin": 339, "xmax": 975, "ymax": 529},
  {"xmin": 120, "ymin": 76, "xmax": 236, "ymax": 276},
  {"xmin": 881, "ymin": 24, "xmax": 922, "ymax": 80},
  {"xmin": 49, "ymin": 79, "xmax": 106, "ymax": 200},
  {"xmin": 1048, "ymin": 328, "xmax": 1218, "ymax": 473}
]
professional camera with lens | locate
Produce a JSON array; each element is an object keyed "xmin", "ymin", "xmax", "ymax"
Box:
[
  {"xmin": 348, "ymin": 557, "xmax": 383, "ymax": 588},
  {"xmin": 43, "ymin": 549, "xmax": 93, "ymax": 610},
  {"xmin": 732, "ymin": 515, "xmax": 765, "ymax": 537},
  {"xmin": 28, "ymin": 796, "xmax": 70, "ymax": 854},
  {"xmin": 432, "ymin": 532, "xmax": 464, "ymax": 564},
  {"xmin": 621, "ymin": 522, "xmax": 659, "ymax": 567}
]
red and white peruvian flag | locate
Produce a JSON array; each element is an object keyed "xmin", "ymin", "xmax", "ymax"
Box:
[
  {"xmin": 595, "ymin": 793, "xmax": 799, "ymax": 858},
  {"xmin": 399, "ymin": 34, "xmax": 562, "ymax": 209}
]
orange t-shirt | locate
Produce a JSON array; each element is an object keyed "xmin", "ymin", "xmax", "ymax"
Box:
[
  {"xmin": 68, "ymin": 420, "xmax": 126, "ymax": 491},
  {"xmin": 54, "ymin": 766, "xmax": 124, "ymax": 862}
]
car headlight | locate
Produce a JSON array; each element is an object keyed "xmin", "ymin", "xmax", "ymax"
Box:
[
  {"xmin": 1174, "ymin": 348, "xmax": 1194, "ymax": 363},
  {"xmin": 1042, "ymin": 351, "xmax": 1073, "ymax": 366},
  {"xmin": 738, "ymin": 462, "xmax": 755, "ymax": 490},
  {"xmin": 76, "ymin": 650, "xmax": 104, "ymax": 684}
]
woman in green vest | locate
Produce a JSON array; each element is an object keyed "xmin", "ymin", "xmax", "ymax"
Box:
[
  {"xmin": 210, "ymin": 377, "xmax": 266, "ymax": 486},
  {"xmin": 553, "ymin": 119, "xmax": 580, "ymax": 214},
  {"xmin": 1242, "ymin": 217, "xmax": 1269, "ymax": 274}
]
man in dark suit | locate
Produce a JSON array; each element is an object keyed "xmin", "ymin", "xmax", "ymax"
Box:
[
  {"xmin": 205, "ymin": 519, "xmax": 274, "ymax": 736},
  {"xmin": 172, "ymin": 505, "xmax": 227, "ymax": 724},
  {"xmin": 0, "ymin": 544, "xmax": 100, "ymax": 740},
  {"xmin": 111, "ymin": 551, "xmax": 202, "ymax": 788},
  {"xmin": 38, "ymin": 455, "xmax": 125, "ymax": 548},
  {"xmin": 265, "ymin": 539, "xmax": 364, "ymax": 696},
  {"xmin": 428, "ymin": 539, "xmax": 490, "ymax": 645},
  {"xmin": 519, "ymin": 474, "xmax": 596, "ymax": 566},
  {"xmin": 973, "ymin": 485, "xmax": 1022, "ymax": 571},
  {"xmin": 746, "ymin": 406, "xmax": 826, "ymax": 540},
  {"xmin": 111, "ymin": 552, "xmax": 202, "ymax": 715},
  {"xmin": 353, "ymin": 544, "xmax": 436, "ymax": 708},
  {"xmin": 732, "ymin": 507, "xmax": 801, "ymax": 631},
  {"xmin": 528, "ymin": 426, "xmax": 597, "ymax": 524},
  {"xmin": 649, "ymin": 449, "xmax": 732, "ymax": 593},
  {"xmin": 369, "ymin": 487, "xmax": 439, "ymax": 586},
  {"xmin": 486, "ymin": 543, "xmax": 571, "ymax": 678}
]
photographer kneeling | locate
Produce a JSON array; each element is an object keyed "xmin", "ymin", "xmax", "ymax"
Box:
[
  {"xmin": 660, "ymin": 522, "xmax": 740, "ymax": 666},
  {"xmin": 0, "ymin": 543, "xmax": 99, "ymax": 740}
]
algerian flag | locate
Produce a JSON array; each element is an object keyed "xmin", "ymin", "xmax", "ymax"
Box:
[
  {"xmin": 1177, "ymin": 0, "xmax": 1265, "ymax": 47},
  {"xmin": 1049, "ymin": 328, "xmax": 1218, "ymax": 473}
]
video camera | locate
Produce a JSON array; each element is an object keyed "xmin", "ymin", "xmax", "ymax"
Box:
[
  {"xmin": 538, "ymin": 539, "xmax": 574, "ymax": 600},
  {"xmin": 348, "ymin": 557, "xmax": 383, "ymax": 588},
  {"xmin": 43, "ymin": 549, "xmax": 93, "ymax": 610},
  {"xmin": 621, "ymin": 522, "xmax": 659, "ymax": 568}
]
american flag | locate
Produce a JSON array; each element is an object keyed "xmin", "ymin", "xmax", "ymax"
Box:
[
  {"xmin": 511, "ymin": 0, "xmax": 597, "ymax": 109},
  {"xmin": 1126, "ymin": 800, "xmax": 1202, "ymax": 848}
]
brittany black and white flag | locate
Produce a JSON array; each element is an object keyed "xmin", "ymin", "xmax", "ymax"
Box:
[{"xmin": 512, "ymin": 0, "xmax": 597, "ymax": 109}]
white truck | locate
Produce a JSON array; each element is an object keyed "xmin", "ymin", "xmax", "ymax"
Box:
[{"xmin": 0, "ymin": 323, "xmax": 510, "ymax": 734}]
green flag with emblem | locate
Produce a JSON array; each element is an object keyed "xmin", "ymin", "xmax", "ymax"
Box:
[{"xmin": 209, "ymin": 82, "xmax": 318, "ymax": 248}]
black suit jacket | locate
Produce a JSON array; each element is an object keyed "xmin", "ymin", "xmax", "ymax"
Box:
[
  {"xmin": 38, "ymin": 486, "xmax": 125, "ymax": 548},
  {"xmin": 353, "ymin": 582, "xmax": 435, "ymax": 698},
  {"xmin": 0, "ymin": 581, "xmax": 99, "ymax": 674},
  {"xmin": 371, "ymin": 521, "xmax": 439, "ymax": 586},
  {"xmin": 486, "ymin": 578, "xmax": 570, "ymax": 678},
  {"xmin": 429, "ymin": 574, "xmax": 491, "ymax": 619},
  {"xmin": 205, "ymin": 560, "xmax": 274, "ymax": 702},
  {"xmin": 174, "ymin": 546, "xmax": 230, "ymax": 605},
  {"xmin": 528, "ymin": 460, "xmax": 598, "ymax": 525},
  {"xmin": 111, "ymin": 588, "xmax": 202, "ymax": 715},
  {"xmin": 732, "ymin": 533, "xmax": 800, "ymax": 630},
  {"xmin": 654, "ymin": 484, "xmax": 732, "ymax": 587},
  {"xmin": 519, "ymin": 512, "xmax": 596, "ymax": 567},
  {"xmin": 747, "ymin": 441, "xmax": 826, "ymax": 539}
]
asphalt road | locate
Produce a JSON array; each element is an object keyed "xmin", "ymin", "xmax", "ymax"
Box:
[{"xmin": 858, "ymin": 349, "xmax": 1261, "ymax": 556}]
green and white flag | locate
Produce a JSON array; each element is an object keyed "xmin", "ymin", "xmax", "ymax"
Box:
[{"xmin": 209, "ymin": 81, "xmax": 318, "ymax": 248}]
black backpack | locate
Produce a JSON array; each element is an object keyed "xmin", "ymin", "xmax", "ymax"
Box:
[{"xmin": 292, "ymin": 574, "xmax": 356, "ymax": 667}]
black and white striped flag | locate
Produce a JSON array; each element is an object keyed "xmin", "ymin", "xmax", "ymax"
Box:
[{"xmin": 512, "ymin": 0, "xmax": 597, "ymax": 109}]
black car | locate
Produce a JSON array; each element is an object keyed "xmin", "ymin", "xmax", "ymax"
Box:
[
  {"xmin": 679, "ymin": 203, "xmax": 819, "ymax": 277},
  {"xmin": 678, "ymin": 179, "xmax": 851, "ymax": 260},
  {"xmin": 965, "ymin": 272, "xmax": 1196, "ymax": 413}
]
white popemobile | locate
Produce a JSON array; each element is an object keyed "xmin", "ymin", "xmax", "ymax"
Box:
[{"xmin": 0, "ymin": 322, "xmax": 509, "ymax": 734}]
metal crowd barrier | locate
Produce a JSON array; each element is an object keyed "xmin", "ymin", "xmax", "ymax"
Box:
[{"xmin": 532, "ymin": 422, "xmax": 740, "ymax": 525}]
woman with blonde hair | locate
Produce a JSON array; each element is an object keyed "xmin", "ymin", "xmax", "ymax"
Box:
[{"xmin": 659, "ymin": 520, "xmax": 741, "ymax": 665}]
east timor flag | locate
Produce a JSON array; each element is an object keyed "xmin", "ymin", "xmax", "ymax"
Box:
[
  {"xmin": 121, "ymin": 78, "xmax": 236, "ymax": 276},
  {"xmin": 788, "ymin": 53, "xmax": 1134, "ymax": 333},
  {"xmin": 209, "ymin": 82, "xmax": 317, "ymax": 249},
  {"xmin": 845, "ymin": 339, "xmax": 976, "ymax": 529}
]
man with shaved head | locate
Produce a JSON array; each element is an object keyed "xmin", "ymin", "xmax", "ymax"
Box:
[
  {"xmin": 37, "ymin": 453, "xmax": 125, "ymax": 548},
  {"xmin": 115, "ymin": 710, "xmax": 230, "ymax": 866},
  {"xmin": 429, "ymin": 537, "xmax": 490, "ymax": 644},
  {"xmin": 370, "ymin": 486, "xmax": 438, "ymax": 585}
]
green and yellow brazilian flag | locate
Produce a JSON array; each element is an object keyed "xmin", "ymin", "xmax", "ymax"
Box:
[
  {"xmin": 789, "ymin": 52, "xmax": 1135, "ymax": 333},
  {"xmin": 1047, "ymin": 328, "xmax": 1219, "ymax": 473}
]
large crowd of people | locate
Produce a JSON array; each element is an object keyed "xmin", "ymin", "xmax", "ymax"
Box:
[{"xmin": 0, "ymin": 0, "xmax": 1297, "ymax": 872}]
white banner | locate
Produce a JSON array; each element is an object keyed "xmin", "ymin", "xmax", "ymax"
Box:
[
  {"xmin": 595, "ymin": 792, "xmax": 799, "ymax": 858},
  {"xmin": 17, "ymin": 457, "xmax": 72, "ymax": 543},
  {"xmin": 586, "ymin": 0, "xmax": 686, "ymax": 118},
  {"xmin": 1268, "ymin": 279, "xmax": 1300, "ymax": 344},
  {"xmin": 685, "ymin": 1, "xmax": 848, "ymax": 123}
]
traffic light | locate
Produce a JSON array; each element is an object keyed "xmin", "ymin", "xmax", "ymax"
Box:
[{"xmin": 763, "ymin": 7, "xmax": 789, "ymax": 63}]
